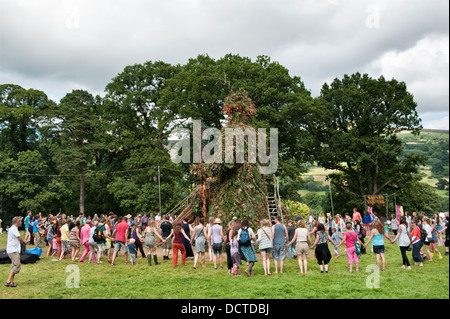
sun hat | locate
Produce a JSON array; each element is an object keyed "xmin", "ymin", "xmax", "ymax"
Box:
[
  {"xmin": 125, "ymin": 214, "xmax": 132, "ymax": 219},
  {"xmin": 214, "ymin": 218, "xmax": 222, "ymax": 224},
  {"xmin": 232, "ymin": 216, "xmax": 237, "ymax": 221}
]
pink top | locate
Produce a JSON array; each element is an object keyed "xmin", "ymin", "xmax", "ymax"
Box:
[
  {"xmin": 345, "ymin": 231, "xmax": 358, "ymax": 247},
  {"xmin": 80, "ymin": 224, "xmax": 91, "ymax": 244}
]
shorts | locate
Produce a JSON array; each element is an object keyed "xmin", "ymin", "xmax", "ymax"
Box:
[
  {"xmin": 8, "ymin": 252, "xmax": 21, "ymax": 274},
  {"xmin": 424, "ymin": 239, "xmax": 434, "ymax": 246},
  {"xmin": 97, "ymin": 241, "xmax": 111, "ymax": 252},
  {"xmin": 114, "ymin": 241, "xmax": 129, "ymax": 253},
  {"xmin": 272, "ymin": 245, "xmax": 286, "ymax": 261},
  {"xmin": 162, "ymin": 237, "xmax": 172, "ymax": 250},
  {"xmin": 260, "ymin": 247, "xmax": 272, "ymax": 254},
  {"xmin": 61, "ymin": 240, "xmax": 71, "ymax": 252},
  {"xmin": 130, "ymin": 253, "xmax": 137, "ymax": 263},
  {"xmin": 295, "ymin": 242, "xmax": 309, "ymax": 256},
  {"xmin": 213, "ymin": 243, "xmax": 223, "ymax": 255},
  {"xmin": 364, "ymin": 223, "xmax": 371, "ymax": 226},
  {"xmin": 373, "ymin": 245, "xmax": 385, "ymax": 254}
]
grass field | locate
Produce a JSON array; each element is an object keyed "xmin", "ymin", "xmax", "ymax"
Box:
[{"xmin": 0, "ymin": 231, "xmax": 448, "ymax": 299}]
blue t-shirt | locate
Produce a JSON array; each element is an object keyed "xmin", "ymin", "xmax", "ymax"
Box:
[
  {"xmin": 33, "ymin": 220, "xmax": 40, "ymax": 233},
  {"xmin": 128, "ymin": 243, "xmax": 137, "ymax": 255},
  {"xmin": 273, "ymin": 224, "xmax": 286, "ymax": 246}
]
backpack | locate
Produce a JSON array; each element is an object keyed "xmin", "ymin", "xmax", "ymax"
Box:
[
  {"xmin": 420, "ymin": 228, "xmax": 428, "ymax": 243},
  {"xmin": 93, "ymin": 225, "xmax": 106, "ymax": 242},
  {"xmin": 239, "ymin": 228, "xmax": 251, "ymax": 246}
]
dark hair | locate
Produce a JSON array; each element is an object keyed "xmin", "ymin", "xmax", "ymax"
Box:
[
  {"xmin": 317, "ymin": 223, "xmax": 325, "ymax": 232},
  {"xmin": 399, "ymin": 216, "xmax": 407, "ymax": 225},
  {"xmin": 241, "ymin": 220, "xmax": 249, "ymax": 228},
  {"xmin": 75, "ymin": 220, "xmax": 81, "ymax": 228},
  {"xmin": 275, "ymin": 216, "xmax": 281, "ymax": 222}
]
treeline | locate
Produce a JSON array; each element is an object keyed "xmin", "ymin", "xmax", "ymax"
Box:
[{"xmin": 0, "ymin": 54, "xmax": 440, "ymax": 222}]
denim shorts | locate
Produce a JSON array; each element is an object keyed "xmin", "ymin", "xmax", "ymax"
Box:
[
  {"xmin": 260, "ymin": 247, "xmax": 272, "ymax": 254},
  {"xmin": 272, "ymin": 245, "xmax": 286, "ymax": 261},
  {"xmin": 373, "ymin": 245, "xmax": 385, "ymax": 254}
]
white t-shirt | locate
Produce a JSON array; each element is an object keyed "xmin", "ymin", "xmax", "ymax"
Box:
[
  {"xmin": 7, "ymin": 225, "xmax": 21, "ymax": 254},
  {"xmin": 155, "ymin": 215, "xmax": 161, "ymax": 222},
  {"xmin": 423, "ymin": 224, "xmax": 433, "ymax": 240}
]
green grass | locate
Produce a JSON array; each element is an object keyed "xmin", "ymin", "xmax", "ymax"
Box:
[{"xmin": 0, "ymin": 231, "xmax": 448, "ymax": 299}]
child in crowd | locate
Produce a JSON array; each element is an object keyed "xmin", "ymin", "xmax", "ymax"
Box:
[
  {"xmin": 128, "ymin": 238, "xmax": 137, "ymax": 266},
  {"xmin": 364, "ymin": 220, "xmax": 394, "ymax": 271},
  {"xmin": 338, "ymin": 222, "xmax": 365, "ymax": 273},
  {"xmin": 230, "ymin": 231, "xmax": 241, "ymax": 276},
  {"xmin": 331, "ymin": 228, "xmax": 343, "ymax": 257}
]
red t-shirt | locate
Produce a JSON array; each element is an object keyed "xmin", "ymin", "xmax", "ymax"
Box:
[
  {"xmin": 411, "ymin": 226, "xmax": 421, "ymax": 244},
  {"xmin": 115, "ymin": 221, "xmax": 129, "ymax": 243}
]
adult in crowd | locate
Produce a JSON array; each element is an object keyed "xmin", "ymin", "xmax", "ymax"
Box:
[
  {"xmin": 392, "ymin": 216, "xmax": 411, "ymax": 270},
  {"xmin": 286, "ymin": 220, "xmax": 311, "ymax": 275},
  {"xmin": 364, "ymin": 220, "xmax": 394, "ymax": 271},
  {"xmin": 79, "ymin": 219, "xmax": 92, "ymax": 262},
  {"xmin": 310, "ymin": 223, "xmax": 334, "ymax": 273},
  {"xmin": 410, "ymin": 218, "xmax": 424, "ymax": 266},
  {"xmin": 307, "ymin": 212, "xmax": 314, "ymax": 232},
  {"xmin": 295, "ymin": 212, "xmax": 303, "ymax": 223},
  {"xmin": 390, "ymin": 214, "xmax": 399, "ymax": 236},
  {"xmin": 164, "ymin": 221, "xmax": 191, "ymax": 267},
  {"xmin": 155, "ymin": 212, "xmax": 161, "ymax": 227},
  {"xmin": 362, "ymin": 210, "xmax": 373, "ymax": 236},
  {"xmin": 336, "ymin": 214, "xmax": 345, "ymax": 234},
  {"xmin": 69, "ymin": 220, "xmax": 82, "ymax": 261},
  {"xmin": 352, "ymin": 208, "xmax": 362, "ymax": 223},
  {"xmin": 286, "ymin": 220, "xmax": 297, "ymax": 259},
  {"xmin": 24, "ymin": 211, "xmax": 32, "ymax": 243},
  {"xmin": 59, "ymin": 219, "xmax": 71, "ymax": 260},
  {"xmin": 143, "ymin": 220, "xmax": 163, "ymax": 266},
  {"xmin": 441, "ymin": 213, "xmax": 449, "ymax": 256},
  {"xmin": 326, "ymin": 214, "xmax": 335, "ymax": 237},
  {"xmin": 209, "ymin": 218, "xmax": 226, "ymax": 270},
  {"xmin": 318, "ymin": 213, "xmax": 325, "ymax": 225},
  {"xmin": 46, "ymin": 218, "xmax": 56, "ymax": 257},
  {"xmin": 182, "ymin": 218, "xmax": 194, "ymax": 259},
  {"xmin": 206, "ymin": 217, "xmax": 215, "ymax": 262},
  {"xmin": 224, "ymin": 220, "xmax": 235, "ymax": 273},
  {"xmin": 160, "ymin": 214, "xmax": 173, "ymax": 260},
  {"xmin": 5, "ymin": 216, "xmax": 23, "ymax": 287},
  {"xmin": 354, "ymin": 220, "xmax": 366, "ymax": 254},
  {"xmin": 96, "ymin": 217, "xmax": 111, "ymax": 264},
  {"xmin": 271, "ymin": 216, "xmax": 288, "ymax": 274},
  {"xmin": 32, "ymin": 214, "xmax": 42, "ymax": 247},
  {"xmin": 141, "ymin": 213, "xmax": 149, "ymax": 230},
  {"xmin": 256, "ymin": 219, "xmax": 273, "ymax": 276},
  {"xmin": 131, "ymin": 221, "xmax": 146, "ymax": 258},
  {"xmin": 434, "ymin": 213, "xmax": 444, "ymax": 246},
  {"xmin": 237, "ymin": 219, "xmax": 257, "ymax": 277},
  {"xmin": 191, "ymin": 217, "xmax": 208, "ymax": 269},
  {"xmin": 337, "ymin": 222, "xmax": 364, "ymax": 273},
  {"xmin": 111, "ymin": 216, "xmax": 129, "ymax": 266},
  {"xmin": 88, "ymin": 220, "xmax": 99, "ymax": 263}
]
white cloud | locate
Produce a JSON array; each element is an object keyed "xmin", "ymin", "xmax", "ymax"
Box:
[{"xmin": 0, "ymin": 0, "xmax": 448, "ymax": 122}]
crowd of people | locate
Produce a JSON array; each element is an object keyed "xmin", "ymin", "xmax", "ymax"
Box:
[{"xmin": 3, "ymin": 208, "xmax": 449, "ymax": 287}]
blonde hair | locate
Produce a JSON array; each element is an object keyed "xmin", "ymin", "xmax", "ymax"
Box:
[
  {"xmin": 148, "ymin": 220, "xmax": 155, "ymax": 228},
  {"xmin": 261, "ymin": 219, "xmax": 271, "ymax": 227}
]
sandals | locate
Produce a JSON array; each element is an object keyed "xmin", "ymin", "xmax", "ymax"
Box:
[{"xmin": 5, "ymin": 282, "xmax": 17, "ymax": 287}]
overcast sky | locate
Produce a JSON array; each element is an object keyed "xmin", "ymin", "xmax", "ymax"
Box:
[{"xmin": 1, "ymin": 0, "xmax": 448, "ymax": 129}]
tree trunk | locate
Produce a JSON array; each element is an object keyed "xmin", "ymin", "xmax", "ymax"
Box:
[{"xmin": 79, "ymin": 173, "xmax": 85, "ymax": 214}]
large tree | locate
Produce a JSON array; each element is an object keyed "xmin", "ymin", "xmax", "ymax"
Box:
[
  {"xmin": 159, "ymin": 54, "xmax": 314, "ymax": 199},
  {"xmin": 306, "ymin": 73, "xmax": 427, "ymax": 210}
]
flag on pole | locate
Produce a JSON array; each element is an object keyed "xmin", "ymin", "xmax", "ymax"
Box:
[
  {"xmin": 395, "ymin": 205, "xmax": 404, "ymax": 222},
  {"xmin": 368, "ymin": 206, "xmax": 374, "ymax": 221}
]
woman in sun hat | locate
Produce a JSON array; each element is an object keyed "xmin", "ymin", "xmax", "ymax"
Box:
[{"xmin": 209, "ymin": 218, "xmax": 226, "ymax": 270}]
